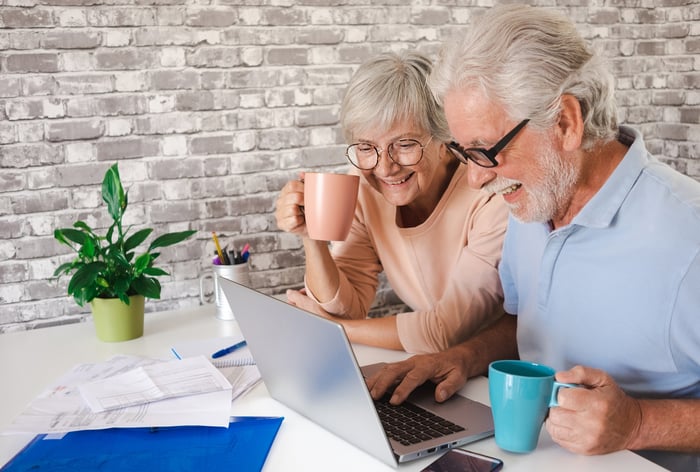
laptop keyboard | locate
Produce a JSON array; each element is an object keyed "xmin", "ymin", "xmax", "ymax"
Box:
[{"xmin": 374, "ymin": 395, "xmax": 466, "ymax": 446}]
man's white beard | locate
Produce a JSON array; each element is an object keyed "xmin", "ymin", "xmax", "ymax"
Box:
[{"xmin": 483, "ymin": 144, "xmax": 578, "ymax": 223}]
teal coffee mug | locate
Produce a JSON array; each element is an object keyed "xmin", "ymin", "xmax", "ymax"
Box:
[{"xmin": 488, "ymin": 360, "xmax": 577, "ymax": 453}]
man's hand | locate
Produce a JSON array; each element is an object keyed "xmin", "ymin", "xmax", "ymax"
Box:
[
  {"xmin": 365, "ymin": 316, "xmax": 518, "ymax": 406},
  {"xmin": 546, "ymin": 365, "xmax": 643, "ymax": 455},
  {"xmin": 364, "ymin": 347, "xmax": 471, "ymax": 405}
]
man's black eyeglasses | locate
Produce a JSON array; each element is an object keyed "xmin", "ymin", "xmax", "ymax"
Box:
[{"xmin": 447, "ymin": 119, "xmax": 530, "ymax": 168}]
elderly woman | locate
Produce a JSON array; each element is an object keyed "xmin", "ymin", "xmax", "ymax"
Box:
[{"xmin": 274, "ymin": 50, "xmax": 507, "ymax": 353}]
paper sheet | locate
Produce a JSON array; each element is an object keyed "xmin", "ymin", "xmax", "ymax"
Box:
[
  {"xmin": 78, "ymin": 356, "xmax": 232, "ymax": 412},
  {"xmin": 221, "ymin": 365, "xmax": 262, "ymax": 401},
  {"xmin": 3, "ymin": 355, "xmax": 233, "ymax": 435}
]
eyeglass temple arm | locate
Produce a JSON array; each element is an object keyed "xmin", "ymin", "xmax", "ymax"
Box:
[{"xmin": 489, "ymin": 119, "xmax": 530, "ymax": 157}]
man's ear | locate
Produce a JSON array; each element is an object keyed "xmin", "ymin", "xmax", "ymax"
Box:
[{"xmin": 558, "ymin": 94, "xmax": 584, "ymax": 151}]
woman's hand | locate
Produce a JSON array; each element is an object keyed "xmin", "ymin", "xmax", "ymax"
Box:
[
  {"xmin": 275, "ymin": 174, "xmax": 306, "ymax": 236},
  {"xmin": 285, "ymin": 289, "xmax": 334, "ymax": 320}
]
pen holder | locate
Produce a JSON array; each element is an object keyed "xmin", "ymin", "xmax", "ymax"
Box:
[{"xmin": 199, "ymin": 263, "xmax": 250, "ymax": 321}]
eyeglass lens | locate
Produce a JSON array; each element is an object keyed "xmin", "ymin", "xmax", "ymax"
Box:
[
  {"xmin": 346, "ymin": 139, "xmax": 425, "ymax": 170},
  {"xmin": 448, "ymin": 119, "xmax": 530, "ymax": 168}
]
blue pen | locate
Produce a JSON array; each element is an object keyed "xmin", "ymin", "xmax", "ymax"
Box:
[{"xmin": 211, "ymin": 340, "xmax": 247, "ymax": 359}]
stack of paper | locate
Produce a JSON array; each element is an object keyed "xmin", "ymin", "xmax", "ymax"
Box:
[
  {"xmin": 78, "ymin": 356, "xmax": 232, "ymax": 412},
  {"xmin": 1, "ymin": 346, "xmax": 279, "ymax": 472},
  {"xmin": 5, "ymin": 355, "xmax": 234, "ymax": 435}
]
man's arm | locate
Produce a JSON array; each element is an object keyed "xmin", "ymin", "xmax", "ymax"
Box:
[
  {"xmin": 365, "ymin": 314, "xmax": 518, "ymax": 404},
  {"xmin": 632, "ymin": 398, "xmax": 700, "ymax": 453}
]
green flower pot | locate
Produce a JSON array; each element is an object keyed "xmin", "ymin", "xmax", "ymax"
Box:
[{"xmin": 90, "ymin": 295, "xmax": 145, "ymax": 342}]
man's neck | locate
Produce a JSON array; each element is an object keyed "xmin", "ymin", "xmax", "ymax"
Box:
[{"xmin": 551, "ymin": 138, "xmax": 629, "ymax": 229}]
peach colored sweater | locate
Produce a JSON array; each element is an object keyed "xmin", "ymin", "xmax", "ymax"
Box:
[{"xmin": 311, "ymin": 164, "xmax": 508, "ymax": 353}]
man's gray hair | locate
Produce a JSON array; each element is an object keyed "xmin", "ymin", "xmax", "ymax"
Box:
[{"xmin": 430, "ymin": 4, "xmax": 618, "ymax": 150}]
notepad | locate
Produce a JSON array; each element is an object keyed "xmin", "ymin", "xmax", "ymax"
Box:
[
  {"xmin": 171, "ymin": 336, "xmax": 261, "ymax": 402},
  {"xmin": 0, "ymin": 416, "xmax": 284, "ymax": 472},
  {"xmin": 171, "ymin": 336, "xmax": 256, "ymax": 367}
]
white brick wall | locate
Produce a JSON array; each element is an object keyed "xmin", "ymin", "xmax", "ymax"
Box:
[{"xmin": 1, "ymin": 1, "xmax": 699, "ymax": 331}]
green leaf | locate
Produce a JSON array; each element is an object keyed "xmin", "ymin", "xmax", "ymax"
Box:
[
  {"xmin": 73, "ymin": 221, "xmax": 93, "ymax": 233},
  {"xmin": 102, "ymin": 163, "xmax": 125, "ymax": 221},
  {"xmin": 73, "ymin": 289, "xmax": 89, "ymax": 307},
  {"xmin": 79, "ymin": 236, "xmax": 96, "ymax": 259},
  {"xmin": 67, "ymin": 262, "xmax": 106, "ymax": 295},
  {"xmin": 142, "ymin": 267, "xmax": 168, "ymax": 276},
  {"xmin": 131, "ymin": 276, "xmax": 161, "ymax": 299},
  {"xmin": 55, "ymin": 228, "xmax": 87, "ymax": 246},
  {"xmin": 109, "ymin": 248, "xmax": 131, "ymax": 268},
  {"xmin": 134, "ymin": 253, "xmax": 151, "ymax": 274},
  {"xmin": 113, "ymin": 277, "xmax": 131, "ymax": 295},
  {"xmin": 148, "ymin": 230, "xmax": 196, "ymax": 251},
  {"xmin": 53, "ymin": 262, "xmax": 75, "ymax": 277},
  {"xmin": 106, "ymin": 224, "xmax": 115, "ymax": 245},
  {"xmin": 117, "ymin": 292, "xmax": 131, "ymax": 305},
  {"xmin": 124, "ymin": 228, "xmax": 152, "ymax": 252},
  {"xmin": 84, "ymin": 285, "xmax": 101, "ymax": 304}
]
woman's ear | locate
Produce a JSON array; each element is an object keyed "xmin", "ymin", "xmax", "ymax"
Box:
[{"xmin": 557, "ymin": 94, "xmax": 584, "ymax": 151}]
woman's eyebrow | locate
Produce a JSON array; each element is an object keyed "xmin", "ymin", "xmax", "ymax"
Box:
[{"xmin": 354, "ymin": 132, "xmax": 420, "ymax": 144}]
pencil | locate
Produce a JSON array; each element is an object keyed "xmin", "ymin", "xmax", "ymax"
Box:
[{"xmin": 212, "ymin": 231, "xmax": 226, "ymax": 265}]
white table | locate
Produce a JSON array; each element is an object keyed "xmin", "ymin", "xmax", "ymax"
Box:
[{"xmin": 0, "ymin": 304, "xmax": 665, "ymax": 471}]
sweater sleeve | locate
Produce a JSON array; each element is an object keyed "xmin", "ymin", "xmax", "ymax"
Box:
[{"xmin": 304, "ymin": 190, "xmax": 383, "ymax": 320}]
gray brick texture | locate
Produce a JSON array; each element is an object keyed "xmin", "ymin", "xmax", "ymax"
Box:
[{"xmin": 1, "ymin": 1, "xmax": 699, "ymax": 332}]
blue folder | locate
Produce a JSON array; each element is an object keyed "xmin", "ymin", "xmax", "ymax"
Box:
[{"xmin": 1, "ymin": 416, "xmax": 283, "ymax": 472}]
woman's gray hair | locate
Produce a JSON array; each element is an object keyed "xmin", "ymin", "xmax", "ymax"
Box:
[
  {"xmin": 340, "ymin": 50, "xmax": 451, "ymax": 144},
  {"xmin": 430, "ymin": 4, "xmax": 618, "ymax": 150}
]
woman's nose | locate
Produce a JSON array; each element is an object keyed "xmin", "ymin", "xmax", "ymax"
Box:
[{"xmin": 373, "ymin": 148, "xmax": 400, "ymax": 175}]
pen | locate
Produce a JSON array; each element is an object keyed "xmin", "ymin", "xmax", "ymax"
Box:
[
  {"xmin": 212, "ymin": 232, "xmax": 226, "ymax": 265},
  {"xmin": 211, "ymin": 340, "xmax": 247, "ymax": 359}
]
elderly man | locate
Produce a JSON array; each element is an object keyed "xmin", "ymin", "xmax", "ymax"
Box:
[{"xmin": 366, "ymin": 3, "xmax": 700, "ymax": 462}]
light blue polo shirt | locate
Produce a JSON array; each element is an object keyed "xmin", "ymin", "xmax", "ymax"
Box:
[{"xmin": 500, "ymin": 126, "xmax": 700, "ymax": 398}]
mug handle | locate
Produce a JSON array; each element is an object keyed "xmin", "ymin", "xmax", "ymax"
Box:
[
  {"xmin": 199, "ymin": 274, "xmax": 214, "ymax": 304},
  {"xmin": 549, "ymin": 381, "xmax": 580, "ymax": 407}
]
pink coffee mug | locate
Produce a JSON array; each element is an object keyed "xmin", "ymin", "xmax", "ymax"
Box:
[{"xmin": 304, "ymin": 172, "xmax": 360, "ymax": 241}]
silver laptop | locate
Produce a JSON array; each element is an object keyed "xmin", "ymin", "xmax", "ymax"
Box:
[{"xmin": 220, "ymin": 278, "xmax": 494, "ymax": 467}]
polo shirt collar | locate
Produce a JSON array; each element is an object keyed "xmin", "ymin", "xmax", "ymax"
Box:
[{"xmin": 570, "ymin": 126, "xmax": 648, "ymax": 229}]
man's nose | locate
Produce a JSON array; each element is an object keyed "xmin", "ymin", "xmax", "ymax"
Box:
[{"xmin": 467, "ymin": 163, "xmax": 497, "ymax": 190}]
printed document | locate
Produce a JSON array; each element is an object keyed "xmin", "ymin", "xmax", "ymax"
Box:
[
  {"xmin": 3, "ymin": 355, "xmax": 233, "ymax": 435},
  {"xmin": 78, "ymin": 356, "xmax": 231, "ymax": 412}
]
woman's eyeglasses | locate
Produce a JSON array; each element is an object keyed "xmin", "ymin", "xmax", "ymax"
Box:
[{"xmin": 345, "ymin": 136, "xmax": 433, "ymax": 170}]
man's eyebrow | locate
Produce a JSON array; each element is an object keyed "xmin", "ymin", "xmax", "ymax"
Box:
[{"xmin": 451, "ymin": 137, "xmax": 488, "ymax": 148}]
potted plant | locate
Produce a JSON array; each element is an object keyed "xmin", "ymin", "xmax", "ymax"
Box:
[{"xmin": 53, "ymin": 163, "xmax": 196, "ymax": 342}]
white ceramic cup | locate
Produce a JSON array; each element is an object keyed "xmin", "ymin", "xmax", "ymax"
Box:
[
  {"xmin": 199, "ymin": 263, "xmax": 250, "ymax": 320},
  {"xmin": 303, "ymin": 172, "xmax": 360, "ymax": 242}
]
